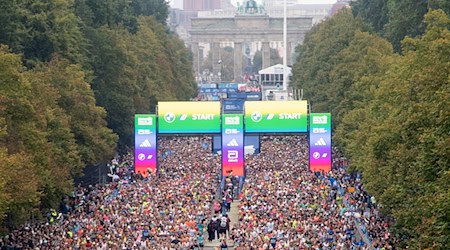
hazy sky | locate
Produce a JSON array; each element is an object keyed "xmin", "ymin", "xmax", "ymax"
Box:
[{"xmin": 168, "ymin": 0, "xmax": 338, "ymax": 9}]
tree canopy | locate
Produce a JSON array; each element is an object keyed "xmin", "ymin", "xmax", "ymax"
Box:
[
  {"xmin": 351, "ymin": 0, "xmax": 450, "ymax": 52},
  {"xmin": 292, "ymin": 9, "xmax": 367, "ymax": 116},
  {"xmin": 0, "ymin": 0, "xmax": 196, "ymax": 227},
  {"xmin": 292, "ymin": 7, "xmax": 449, "ymax": 248}
]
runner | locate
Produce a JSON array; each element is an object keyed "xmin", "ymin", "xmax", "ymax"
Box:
[{"xmin": 1, "ymin": 136, "xmax": 394, "ymax": 249}]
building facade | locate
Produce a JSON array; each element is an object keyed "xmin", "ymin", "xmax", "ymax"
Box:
[{"xmin": 183, "ymin": 0, "xmax": 222, "ymax": 11}]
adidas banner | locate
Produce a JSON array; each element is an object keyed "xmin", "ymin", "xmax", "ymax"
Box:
[
  {"xmin": 134, "ymin": 114, "xmax": 158, "ymax": 176},
  {"xmin": 222, "ymin": 114, "xmax": 244, "ymax": 177},
  {"xmin": 309, "ymin": 113, "xmax": 332, "ymax": 172}
]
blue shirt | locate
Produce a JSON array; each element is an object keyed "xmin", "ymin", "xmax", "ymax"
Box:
[{"xmin": 270, "ymin": 237, "xmax": 277, "ymax": 244}]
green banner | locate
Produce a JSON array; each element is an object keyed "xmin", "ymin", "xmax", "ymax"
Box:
[
  {"xmin": 245, "ymin": 101, "xmax": 308, "ymax": 133},
  {"xmin": 158, "ymin": 101, "xmax": 221, "ymax": 133}
]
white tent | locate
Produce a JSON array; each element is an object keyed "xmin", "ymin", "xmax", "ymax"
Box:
[{"xmin": 258, "ymin": 64, "xmax": 292, "ymax": 75}]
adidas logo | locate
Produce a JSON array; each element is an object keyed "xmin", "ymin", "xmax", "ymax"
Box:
[
  {"xmin": 314, "ymin": 138, "xmax": 326, "ymax": 146},
  {"xmin": 140, "ymin": 139, "xmax": 152, "ymax": 147},
  {"xmin": 227, "ymin": 139, "xmax": 239, "ymax": 147},
  {"xmin": 179, "ymin": 114, "xmax": 187, "ymax": 121}
]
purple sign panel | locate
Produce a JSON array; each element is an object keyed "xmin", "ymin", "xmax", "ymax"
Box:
[
  {"xmin": 134, "ymin": 114, "xmax": 157, "ymax": 177},
  {"xmin": 222, "ymin": 114, "xmax": 244, "ymax": 177},
  {"xmin": 309, "ymin": 113, "xmax": 332, "ymax": 172}
]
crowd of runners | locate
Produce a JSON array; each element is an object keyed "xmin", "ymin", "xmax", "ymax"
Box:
[
  {"xmin": 0, "ymin": 136, "xmax": 395, "ymax": 249},
  {"xmin": 230, "ymin": 136, "xmax": 395, "ymax": 249},
  {"xmin": 1, "ymin": 137, "xmax": 220, "ymax": 249}
]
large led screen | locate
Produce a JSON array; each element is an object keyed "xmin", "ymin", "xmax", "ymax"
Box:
[
  {"xmin": 158, "ymin": 102, "xmax": 221, "ymax": 134},
  {"xmin": 222, "ymin": 114, "xmax": 245, "ymax": 177},
  {"xmin": 244, "ymin": 101, "xmax": 308, "ymax": 133},
  {"xmin": 134, "ymin": 114, "xmax": 157, "ymax": 177},
  {"xmin": 309, "ymin": 113, "xmax": 332, "ymax": 172}
]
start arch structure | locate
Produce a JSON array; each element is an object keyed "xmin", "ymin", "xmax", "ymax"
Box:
[
  {"xmin": 190, "ymin": 12, "xmax": 312, "ymax": 82},
  {"xmin": 134, "ymin": 101, "xmax": 332, "ymax": 178}
]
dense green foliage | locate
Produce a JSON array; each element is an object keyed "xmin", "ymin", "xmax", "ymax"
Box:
[
  {"xmin": 351, "ymin": 0, "xmax": 450, "ymax": 52},
  {"xmin": 0, "ymin": 0, "xmax": 195, "ymax": 227},
  {"xmin": 87, "ymin": 17, "xmax": 196, "ymax": 147},
  {"xmin": 0, "ymin": 0, "xmax": 87, "ymax": 66},
  {"xmin": 292, "ymin": 7, "xmax": 449, "ymax": 248},
  {"xmin": 292, "ymin": 9, "xmax": 368, "ymax": 121},
  {"xmin": 0, "ymin": 47, "xmax": 117, "ymax": 225}
]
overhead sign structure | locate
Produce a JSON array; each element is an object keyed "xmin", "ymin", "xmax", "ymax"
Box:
[
  {"xmin": 134, "ymin": 114, "xmax": 157, "ymax": 177},
  {"xmin": 244, "ymin": 101, "xmax": 308, "ymax": 133},
  {"xmin": 222, "ymin": 114, "xmax": 245, "ymax": 177},
  {"xmin": 158, "ymin": 102, "xmax": 221, "ymax": 134},
  {"xmin": 309, "ymin": 113, "xmax": 332, "ymax": 172}
]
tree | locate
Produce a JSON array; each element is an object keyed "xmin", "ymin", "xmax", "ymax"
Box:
[
  {"xmin": 87, "ymin": 17, "xmax": 196, "ymax": 150},
  {"xmin": 0, "ymin": 0, "xmax": 86, "ymax": 67},
  {"xmin": 131, "ymin": 0, "xmax": 169, "ymax": 25},
  {"xmin": 0, "ymin": 147, "xmax": 12, "ymax": 222},
  {"xmin": 293, "ymin": 4, "xmax": 449, "ymax": 246},
  {"xmin": 350, "ymin": 0, "xmax": 389, "ymax": 34},
  {"xmin": 134, "ymin": 17, "xmax": 196, "ymax": 102},
  {"xmin": 74, "ymin": 0, "xmax": 138, "ymax": 33},
  {"xmin": 0, "ymin": 45, "xmax": 117, "ymax": 225},
  {"xmin": 328, "ymin": 31, "xmax": 394, "ymax": 127},
  {"xmin": 384, "ymin": 0, "xmax": 429, "ymax": 52},
  {"xmin": 429, "ymin": 0, "xmax": 450, "ymax": 15},
  {"xmin": 0, "ymin": 0, "xmax": 27, "ymax": 54},
  {"xmin": 28, "ymin": 57, "xmax": 117, "ymax": 165},
  {"xmin": 351, "ymin": 0, "xmax": 450, "ymax": 53},
  {"xmin": 292, "ymin": 9, "xmax": 367, "ymax": 112},
  {"xmin": 337, "ymin": 10, "xmax": 450, "ymax": 248},
  {"xmin": 74, "ymin": 0, "xmax": 170, "ymax": 33},
  {"xmin": 87, "ymin": 26, "xmax": 138, "ymax": 149},
  {"xmin": 0, "ymin": 46, "xmax": 45, "ymax": 224},
  {"xmin": 0, "ymin": 0, "xmax": 195, "ymax": 225}
]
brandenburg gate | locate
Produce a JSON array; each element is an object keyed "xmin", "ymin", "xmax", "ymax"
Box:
[{"xmin": 189, "ymin": 0, "xmax": 313, "ymax": 82}]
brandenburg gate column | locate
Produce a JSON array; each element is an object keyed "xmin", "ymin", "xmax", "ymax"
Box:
[
  {"xmin": 211, "ymin": 42, "xmax": 221, "ymax": 78},
  {"xmin": 234, "ymin": 42, "xmax": 243, "ymax": 82},
  {"xmin": 191, "ymin": 42, "xmax": 199, "ymax": 76},
  {"xmin": 262, "ymin": 41, "xmax": 271, "ymax": 69}
]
